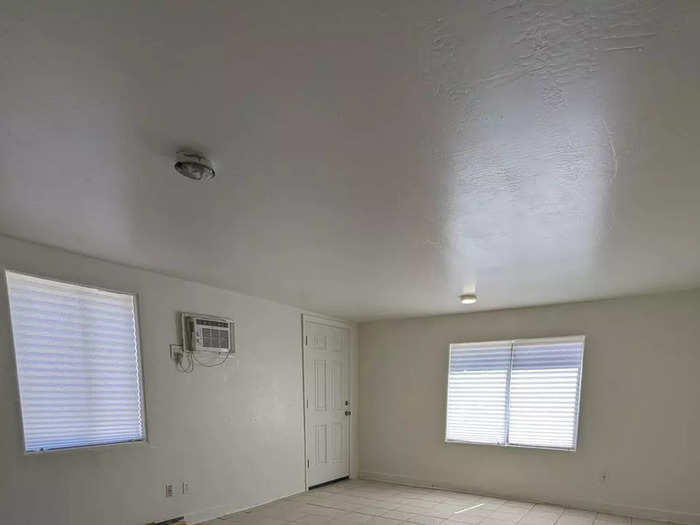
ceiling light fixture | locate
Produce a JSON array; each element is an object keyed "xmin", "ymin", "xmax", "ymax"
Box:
[
  {"xmin": 459, "ymin": 293, "xmax": 477, "ymax": 305},
  {"xmin": 174, "ymin": 151, "xmax": 215, "ymax": 182}
]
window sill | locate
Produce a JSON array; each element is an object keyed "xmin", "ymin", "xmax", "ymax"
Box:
[
  {"xmin": 445, "ymin": 438, "xmax": 576, "ymax": 452},
  {"xmin": 24, "ymin": 438, "xmax": 148, "ymax": 456}
]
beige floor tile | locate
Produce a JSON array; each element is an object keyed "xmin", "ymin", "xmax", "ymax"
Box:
[
  {"xmin": 630, "ymin": 519, "xmax": 667, "ymax": 525},
  {"xmin": 596, "ymin": 514, "xmax": 631, "ymax": 525},
  {"xmin": 197, "ymin": 480, "xmax": 660, "ymax": 525},
  {"xmin": 556, "ymin": 514, "xmax": 595, "ymax": 525}
]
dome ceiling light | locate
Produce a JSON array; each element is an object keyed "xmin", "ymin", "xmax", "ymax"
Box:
[{"xmin": 174, "ymin": 151, "xmax": 215, "ymax": 182}]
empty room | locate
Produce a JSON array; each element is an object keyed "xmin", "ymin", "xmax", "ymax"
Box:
[{"xmin": 1, "ymin": 1, "xmax": 699, "ymax": 525}]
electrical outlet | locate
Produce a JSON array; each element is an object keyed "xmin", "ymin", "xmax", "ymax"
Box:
[
  {"xmin": 182, "ymin": 481, "xmax": 190, "ymax": 495},
  {"xmin": 170, "ymin": 344, "xmax": 184, "ymax": 361},
  {"xmin": 165, "ymin": 483, "xmax": 174, "ymax": 498}
]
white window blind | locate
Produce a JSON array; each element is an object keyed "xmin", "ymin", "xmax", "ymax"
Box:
[
  {"xmin": 5, "ymin": 271, "xmax": 145, "ymax": 453},
  {"xmin": 446, "ymin": 336, "xmax": 584, "ymax": 451},
  {"xmin": 508, "ymin": 338, "xmax": 584, "ymax": 449},
  {"xmin": 445, "ymin": 341, "xmax": 512, "ymax": 445}
]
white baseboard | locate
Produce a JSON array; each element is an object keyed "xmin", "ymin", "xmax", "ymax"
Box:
[
  {"xmin": 359, "ymin": 471, "xmax": 700, "ymax": 525},
  {"xmin": 184, "ymin": 488, "xmax": 306, "ymax": 525}
]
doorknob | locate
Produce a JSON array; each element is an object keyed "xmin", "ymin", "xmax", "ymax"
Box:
[{"xmin": 344, "ymin": 410, "xmax": 351, "ymax": 416}]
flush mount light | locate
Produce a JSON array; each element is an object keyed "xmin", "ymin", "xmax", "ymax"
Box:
[
  {"xmin": 459, "ymin": 293, "xmax": 477, "ymax": 305},
  {"xmin": 174, "ymin": 151, "xmax": 215, "ymax": 182}
]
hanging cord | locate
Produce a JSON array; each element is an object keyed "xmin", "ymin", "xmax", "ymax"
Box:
[
  {"xmin": 175, "ymin": 350, "xmax": 194, "ymax": 373},
  {"xmin": 192, "ymin": 349, "xmax": 230, "ymax": 368}
]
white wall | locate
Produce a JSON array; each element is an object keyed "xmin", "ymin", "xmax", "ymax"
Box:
[
  {"xmin": 0, "ymin": 234, "xmax": 357, "ymax": 525},
  {"xmin": 359, "ymin": 292, "xmax": 700, "ymax": 524}
]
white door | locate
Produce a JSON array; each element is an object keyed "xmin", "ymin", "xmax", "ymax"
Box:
[{"xmin": 303, "ymin": 315, "xmax": 350, "ymax": 487}]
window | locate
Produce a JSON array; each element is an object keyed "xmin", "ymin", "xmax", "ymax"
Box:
[
  {"xmin": 446, "ymin": 336, "xmax": 584, "ymax": 450},
  {"xmin": 5, "ymin": 271, "xmax": 146, "ymax": 453}
]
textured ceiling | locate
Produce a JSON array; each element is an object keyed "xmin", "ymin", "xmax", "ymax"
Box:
[{"xmin": 1, "ymin": 1, "xmax": 700, "ymax": 321}]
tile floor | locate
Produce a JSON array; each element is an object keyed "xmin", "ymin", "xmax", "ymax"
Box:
[{"xmin": 200, "ymin": 479, "xmax": 669, "ymax": 525}]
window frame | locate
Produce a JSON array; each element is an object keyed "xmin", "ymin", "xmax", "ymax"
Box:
[
  {"xmin": 3, "ymin": 268, "xmax": 149, "ymax": 455},
  {"xmin": 444, "ymin": 335, "xmax": 585, "ymax": 452}
]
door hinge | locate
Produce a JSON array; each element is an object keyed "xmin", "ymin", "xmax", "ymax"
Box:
[
  {"xmin": 307, "ymin": 459, "xmax": 310, "ymax": 468},
  {"xmin": 305, "ymin": 336, "xmax": 308, "ymax": 345}
]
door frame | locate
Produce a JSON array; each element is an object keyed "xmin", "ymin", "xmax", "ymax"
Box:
[{"xmin": 301, "ymin": 313, "xmax": 353, "ymax": 490}]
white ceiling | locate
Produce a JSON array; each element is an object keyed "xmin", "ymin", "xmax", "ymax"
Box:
[{"xmin": 1, "ymin": 1, "xmax": 700, "ymax": 321}]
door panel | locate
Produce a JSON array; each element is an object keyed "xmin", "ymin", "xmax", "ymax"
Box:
[
  {"xmin": 314, "ymin": 360, "xmax": 327, "ymax": 410},
  {"xmin": 330, "ymin": 362, "xmax": 344, "ymax": 411},
  {"xmin": 314, "ymin": 425, "xmax": 327, "ymax": 464},
  {"xmin": 304, "ymin": 318, "xmax": 350, "ymax": 487},
  {"xmin": 329, "ymin": 422, "xmax": 343, "ymax": 461}
]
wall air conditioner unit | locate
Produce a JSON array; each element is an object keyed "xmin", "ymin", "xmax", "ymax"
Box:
[{"xmin": 180, "ymin": 313, "xmax": 235, "ymax": 354}]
